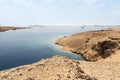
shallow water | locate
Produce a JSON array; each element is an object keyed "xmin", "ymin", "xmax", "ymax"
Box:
[{"xmin": 0, "ymin": 26, "xmax": 114, "ymax": 70}]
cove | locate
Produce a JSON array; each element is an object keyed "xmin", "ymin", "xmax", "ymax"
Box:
[{"xmin": 0, "ymin": 26, "xmax": 112, "ymax": 70}]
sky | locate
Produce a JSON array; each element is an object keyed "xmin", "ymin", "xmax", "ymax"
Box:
[{"xmin": 0, "ymin": 0, "xmax": 120, "ymax": 26}]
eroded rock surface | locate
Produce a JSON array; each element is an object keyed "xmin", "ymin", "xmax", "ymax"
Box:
[
  {"xmin": 56, "ymin": 28, "xmax": 120, "ymax": 61},
  {"xmin": 0, "ymin": 56, "xmax": 97, "ymax": 80},
  {"xmin": 0, "ymin": 56, "xmax": 120, "ymax": 80}
]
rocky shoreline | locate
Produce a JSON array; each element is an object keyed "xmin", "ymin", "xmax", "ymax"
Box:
[
  {"xmin": 0, "ymin": 56, "xmax": 98, "ymax": 80},
  {"xmin": 0, "ymin": 28, "xmax": 120, "ymax": 80},
  {"xmin": 0, "ymin": 55, "xmax": 120, "ymax": 80},
  {"xmin": 56, "ymin": 28, "xmax": 120, "ymax": 61},
  {"xmin": 0, "ymin": 26, "xmax": 28, "ymax": 32}
]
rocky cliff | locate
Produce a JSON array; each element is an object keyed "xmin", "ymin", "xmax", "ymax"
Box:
[{"xmin": 56, "ymin": 28, "xmax": 120, "ymax": 61}]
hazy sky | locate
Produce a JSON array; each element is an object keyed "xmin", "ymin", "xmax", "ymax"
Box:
[{"xmin": 0, "ymin": 0, "xmax": 120, "ymax": 26}]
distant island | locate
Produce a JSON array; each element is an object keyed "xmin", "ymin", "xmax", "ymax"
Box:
[
  {"xmin": 0, "ymin": 26, "xmax": 29, "ymax": 32},
  {"xmin": 81, "ymin": 25, "xmax": 120, "ymax": 28},
  {"xmin": 29, "ymin": 24, "xmax": 120, "ymax": 28},
  {"xmin": 29, "ymin": 25, "xmax": 44, "ymax": 28}
]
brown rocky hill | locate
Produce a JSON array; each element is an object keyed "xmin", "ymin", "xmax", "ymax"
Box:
[
  {"xmin": 56, "ymin": 28, "xmax": 120, "ymax": 61},
  {"xmin": 0, "ymin": 56, "xmax": 97, "ymax": 80},
  {"xmin": 0, "ymin": 56, "xmax": 120, "ymax": 80}
]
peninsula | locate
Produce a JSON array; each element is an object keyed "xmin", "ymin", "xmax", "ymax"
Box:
[
  {"xmin": 56, "ymin": 28, "xmax": 120, "ymax": 61},
  {"xmin": 0, "ymin": 26, "xmax": 28, "ymax": 32}
]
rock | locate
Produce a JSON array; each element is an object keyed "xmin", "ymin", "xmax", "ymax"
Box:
[
  {"xmin": 56, "ymin": 28, "xmax": 120, "ymax": 61},
  {"xmin": 1, "ymin": 55, "xmax": 120, "ymax": 80},
  {"xmin": 0, "ymin": 56, "xmax": 97, "ymax": 80},
  {"xmin": 92, "ymin": 40, "xmax": 118, "ymax": 58}
]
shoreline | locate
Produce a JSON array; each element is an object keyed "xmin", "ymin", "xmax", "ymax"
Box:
[
  {"xmin": 0, "ymin": 27, "xmax": 120, "ymax": 80},
  {"xmin": 55, "ymin": 28, "xmax": 120, "ymax": 61},
  {"xmin": 1, "ymin": 55, "xmax": 120, "ymax": 80},
  {"xmin": 0, "ymin": 26, "xmax": 29, "ymax": 32}
]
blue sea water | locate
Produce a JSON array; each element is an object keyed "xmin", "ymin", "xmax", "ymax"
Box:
[{"xmin": 0, "ymin": 26, "xmax": 114, "ymax": 70}]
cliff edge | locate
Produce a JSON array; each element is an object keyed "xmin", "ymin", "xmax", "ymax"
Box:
[
  {"xmin": 56, "ymin": 28, "xmax": 120, "ymax": 61},
  {"xmin": 0, "ymin": 56, "xmax": 97, "ymax": 80}
]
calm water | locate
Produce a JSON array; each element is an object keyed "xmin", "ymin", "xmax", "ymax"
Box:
[{"xmin": 0, "ymin": 26, "xmax": 114, "ymax": 70}]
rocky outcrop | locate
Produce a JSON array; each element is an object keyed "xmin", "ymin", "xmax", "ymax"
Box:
[
  {"xmin": 0, "ymin": 56, "xmax": 97, "ymax": 80},
  {"xmin": 56, "ymin": 28, "xmax": 120, "ymax": 61},
  {"xmin": 0, "ymin": 56, "xmax": 120, "ymax": 80}
]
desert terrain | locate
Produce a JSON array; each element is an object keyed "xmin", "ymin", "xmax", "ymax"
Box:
[{"xmin": 0, "ymin": 28, "xmax": 120, "ymax": 80}]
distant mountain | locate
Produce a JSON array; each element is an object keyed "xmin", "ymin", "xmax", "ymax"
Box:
[
  {"xmin": 29, "ymin": 25, "xmax": 44, "ymax": 27},
  {"xmin": 81, "ymin": 25, "xmax": 119, "ymax": 27}
]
